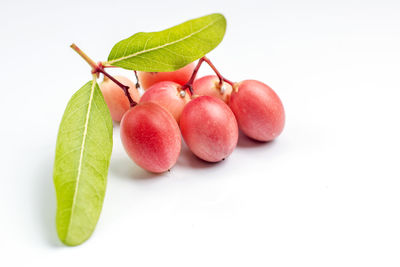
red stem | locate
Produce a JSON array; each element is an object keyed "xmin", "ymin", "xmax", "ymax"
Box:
[
  {"xmin": 202, "ymin": 56, "xmax": 235, "ymax": 86},
  {"xmin": 70, "ymin": 43, "xmax": 137, "ymax": 107},
  {"xmin": 134, "ymin": 70, "xmax": 140, "ymax": 89},
  {"xmin": 181, "ymin": 56, "xmax": 235, "ymax": 96},
  {"xmin": 96, "ymin": 64, "xmax": 136, "ymax": 107},
  {"xmin": 181, "ymin": 58, "xmax": 205, "ymax": 95}
]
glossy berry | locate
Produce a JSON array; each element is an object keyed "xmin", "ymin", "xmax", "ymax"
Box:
[
  {"xmin": 229, "ymin": 80, "xmax": 285, "ymax": 142},
  {"xmin": 137, "ymin": 62, "xmax": 196, "ymax": 90},
  {"xmin": 193, "ymin": 75, "xmax": 232, "ymax": 103},
  {"xmin": 120, "ymin": 102, "xmax": 181, "ymax": 173},
  {"xmin": 139, "ymin": 81, "xmax": 190, "ymax": 123},
  {"xmin": 100, "ymin": 76, "xmax": 140, "ymax": 122},
  {"xmin": 180, "ymin": 96, "xmax": 238, "ymax": 162}
]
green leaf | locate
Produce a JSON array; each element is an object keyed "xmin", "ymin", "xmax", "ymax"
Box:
[
  {"xmin": 53, "ymin": 79, "xmax": 113, "ymax": 246},
  {"xmin": 106, "ymin": 13, "xmax": 226, "ymax": 71}
]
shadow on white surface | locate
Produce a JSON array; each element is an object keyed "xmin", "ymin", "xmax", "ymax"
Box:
[
  {"xmin": 109, "ymin": 153, "xmax": 160, "ymax": 181},
  {"xmin": 236, "ymin": 130, "xmax": 276, "ymax": 149}
]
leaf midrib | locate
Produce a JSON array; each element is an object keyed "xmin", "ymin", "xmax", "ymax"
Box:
[
  {"xmin": 65, "ymin": 80, "xmax": 96, "ymax": 241},
  {"xmin": 107, "ymin": 16, "xmax": 222, "ymax": 65}
]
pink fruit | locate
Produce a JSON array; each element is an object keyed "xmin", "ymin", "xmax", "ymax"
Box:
[
  {"xmin": 120, "ymin": 102, "xmax": 181, "ymax": 173},
  {"xmin": 100, "ymin": 76, "xmax": 140, "ymax": 122},
  {"xmin": 137, "ymin": 62, "xmax": 196, "ymax": 90},
  {"xmin": 229, "ymin": 80, "xmax": 285, "ymax": 141},
  {"xmin": 180, "ymin": 96, "xmax": 238, "ymax": 162},
  {"xmin": 193, "ymin": 75, "xmax": 232, "ymax": 103},
  {"xmin": 139, "ymin": 81, "xmax": 190, "ymax": 123}
]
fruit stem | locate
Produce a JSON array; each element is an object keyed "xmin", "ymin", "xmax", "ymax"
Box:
[
  {"xmin": 70, "ymin": 43, "xmax": 137, "ymax": 107},
  {"xmin": 203, "ymin": 56, "xmax": 235, "ymax": 87},
  {"xmin": 181, "ymin": 58, "xmax": 205, "ymax": 95},
  {"xmin": 134, "ymin": 70, "xmax": 141, "ymax": 89},
  {"xmin": 100, "ymin": 68, "xmax": 137, "ymax": 107},
  {"xmin": 181, "ymin": 56, "xmax": 235, "ymax": 96}
]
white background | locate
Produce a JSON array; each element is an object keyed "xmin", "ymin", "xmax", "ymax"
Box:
[{"xmin": 1, "ymin": 0, "xmax": 400, "ymax": 266}]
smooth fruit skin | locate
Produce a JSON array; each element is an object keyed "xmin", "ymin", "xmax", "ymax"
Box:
[
  {"xmin": 139, "ymin": 81, "xmax": 190, "ymax": 123},
  {"xmin": 229, "ymin": 80, "xmax": 285, "ymax": 142},
  {"xmin": 100, "ymin": 76, "xmax": 140, "ymax": 122},
  {"xmin": 120, "ymin": 102, "xmax": 181, "ymax": 173},
  {"xmin": 137, "ymin": 62, "xmax": 196, "ymax": 90},
  {"xmin": 180, "ymin": 96, "xmax": 238, "ymax": 162},
  {"xmin": 193, "ymin": 75, "xmax": 233, "ymax": 103}
]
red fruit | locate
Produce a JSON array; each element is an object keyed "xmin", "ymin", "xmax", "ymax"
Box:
[
  {"xmin": 137, "ymin": 62, "xmax": 196, "ymax": 90},
  {"xmin": 193, "ymin": 75, "xmax": 232, "ymax": 103},
  {"xmin": 100, "ymin": 76, "xmax": 140, "ymax": 122},
  {"xmin": 120, "ymin": 102, "xmax": 181, "ymax": 173},
  {"xmin": 139, "ymin": 81, "xmax": 190, "ymax": 123},
  {"xmin": 229, "ymin": 80, "xmax": 285, "ymax": 141},
  {"xmin": 180, "ymin": 96, "xmax": 238, "ymax": 162}
]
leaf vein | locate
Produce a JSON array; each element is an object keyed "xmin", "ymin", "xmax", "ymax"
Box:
[
  {"xmin": 108, "ymin": 17, "xmax": 221, "ymax": 64},
  {"xmin": 64, "ymin": 79, "xmax": 96, "ymax": 241}
]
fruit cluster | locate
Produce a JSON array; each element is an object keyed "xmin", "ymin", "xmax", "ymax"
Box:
[{"xmin": 100, "ymin": 57, "xmax": 285, "ymax": 173}]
